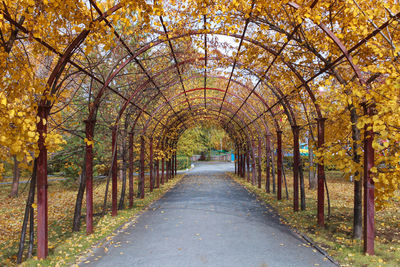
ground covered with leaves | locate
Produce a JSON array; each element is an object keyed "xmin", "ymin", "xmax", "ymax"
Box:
[
  {"xmin": 228, "ymin": 171, "xmax": 400, "ymax": 267},
  {"xmin": 0, "ymin": 174, "xmax": 184, "ymax": 266}
]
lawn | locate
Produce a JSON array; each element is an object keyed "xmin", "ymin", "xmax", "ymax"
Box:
[{"xmin": 0, "ymin": 174, "xmax": 184, "ymax": 266}]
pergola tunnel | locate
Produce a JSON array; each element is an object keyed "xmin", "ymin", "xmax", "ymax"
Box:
[{"xmin": 1, "ymin": 0, "xmax": 399, "ymax": 263}]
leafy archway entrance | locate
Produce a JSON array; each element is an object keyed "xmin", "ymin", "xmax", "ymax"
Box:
[{"xmin": 1, "ymin": 0, "xmax": 399, "ymax": 262}]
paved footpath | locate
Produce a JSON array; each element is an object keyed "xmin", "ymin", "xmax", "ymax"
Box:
[{"xmin": 81, "ymin": 162, "xmax": 335, "ymax": 267}]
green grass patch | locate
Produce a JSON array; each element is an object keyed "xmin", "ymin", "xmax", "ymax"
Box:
[{"xmin": 0, "ymin": 174, "xmax": 184, "ymax": 266}]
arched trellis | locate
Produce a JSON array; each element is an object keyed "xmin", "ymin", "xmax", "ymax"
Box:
[
  {"xmin": 5, "ymin": 0, "xmax": 397, "ymax": 259},
  {"xmin": 151, "ymin": 108, "xmax": 273, "ymax": 195},
  {"xmin": 105, "ymin": 52, "xmax": 318, "ymax": 212},
  {"xmin": 109, "ymin": 97, "xmax": 261, "ymax": 214}
]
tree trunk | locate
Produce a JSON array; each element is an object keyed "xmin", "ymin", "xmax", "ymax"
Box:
[
  {"xmin": 350, "ymin": 105, "xmax": 362, "ymax": 239},
  {"xmin": 10, "ymin": 156, "xmax": 20, "ymax": 197},
  {"xmin": 308, "ymin": 136, "xmax": 316, "ymax": 189},
  {"xmin": 271, "ymin": 144, "xmax": 276, "ymax": 193},
  {"xmin": 72, "ymin": 158, "xmax": 86, "ymax": 232}
]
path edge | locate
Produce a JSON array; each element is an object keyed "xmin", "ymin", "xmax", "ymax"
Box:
[
  {"xmin": 74, "ymin": 173, "xmax": 187, "ymax": 266},
  {"xmin": 226, "ymin": 172, "xmax": 340, "ymax": 267}
]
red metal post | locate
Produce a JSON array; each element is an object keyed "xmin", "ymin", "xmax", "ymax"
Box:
[
  {"xmin": 171, "ymin": 156, "xmax": 173, "ymax": 178},
  {"xmin": 238, "ymin": 151, "xmax": 241, "ymax": 177},
  {"xmin": 238, "ymin": 150, "xmax": 241, "ymax": 176},
  {"xmin": 277, "ymin": 130, "xmax": 283, "ymax": 200},
  {"xmin": 167, "ymin": 158, "xmax": 171, "ymax": 182},
  {"xmin": 168, "ymin": 157, "xmax": 172, "ymax": 180},
  {"xmin": 239, "ymin": 152, "xmax": 242, "ymax": 177},
  {"xmin": 174, "ymin": 153, "xmax": 177, "ymax": 176},
  {"xmin": 37, "ymin": 105, "xmax": 49, "ymax": 259},
  {"xmin": 170, "ymin": 157, "xmax": 172, "ymax": 179},
  {"xmin": 140, "ymin": 136, "xmax": 145, "ymax": 199},
  {"xmin": 111, "ymin": 127, "xmax": 118, "ymax": 216},
  {"xmin": 266, "ymin": 134, "xmax": 271, "ymax": 193},
  {"xmin": 171, "ymin": 154, "xmax": 174, "ymax": 178},
  {"xmin": 246, "ymin": 149, "xmax": 250, "ymax": 182},
  {"xmin": 292, "ymin": 125, "xmax": 300, "ymax": 212},
  {"xmin": 161, "ymin": 157, "xmax": 165, "ymax": 185},
  {"xmin": 258, "ymin": 138, "xmax": 262, "ymax": 189},
  {"xmin": 363, "ymin": 104, "xmax": 375, "ymax": 255},
  {"xmin": 166, "ymin": 156, "xmax": 169, "ymax": 183},
  {"xmin": 128, "ymin": 133, "xmax": 134, "ymax": 208},
  {"xmin": 251, "ymin": 143, "xmax": 256, "ymax": 186},
  {"xmin": 167, "ymin": 155, "xmax": 170, "ymax": 180},
  {"xmin": 237, "ymin": 149, "xmax": 242, "ymax": 176},
  {"xmin": 317, "ymin": 118, "xmax": 326, "ymax": 226},
  {"xmin": 84, "ymin": 119, "xmax": 95, "ymax": 234},
  {"xmin": 156, "ymin": 159, "xmax": 160, "ymax": 188},
  {"xmin": 242, "ymin": 152, "xmax": 245, "ymax": 178},
  {"xmin": 149, "ymin": 137, "xmax": 154, "ymax": 192},
  {"xmin": 252, "ymin": 156, "xmax": 256, "ymax": 186},
  {"xmin": 234, "ymin": 148, "xmax": 237, "ymax": 174}
]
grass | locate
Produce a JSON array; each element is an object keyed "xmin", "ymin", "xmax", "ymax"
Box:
[
  {"xmin": 228, "ymin": 170, "xmax": 400, "ymax": 267},
  {"xmin": 0, "ymin": 173, "xmax": 184, "ymax": 266}
]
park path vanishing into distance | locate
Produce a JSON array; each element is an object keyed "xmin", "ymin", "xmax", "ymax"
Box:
[{"xmin": 80, "ymin": 162, "xmax": 336, "ymax": 267}]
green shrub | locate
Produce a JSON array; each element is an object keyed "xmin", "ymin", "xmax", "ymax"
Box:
[{"xmin": 177, "ymin": 156, "xmax": 191, "ymax": 170}]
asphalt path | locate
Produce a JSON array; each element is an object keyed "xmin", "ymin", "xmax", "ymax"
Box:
[{"xmin": 80, "ymin": 162, "xmax": 335, "ymax": 267}]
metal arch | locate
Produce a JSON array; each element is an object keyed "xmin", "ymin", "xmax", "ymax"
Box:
[
  {"xmin": 89, "ymin": 41, "xmax": 300, "ymax": 128},
  {"xmin": 147, "ymin": 100, "xmax": 265, "ymax": 142},
  {"xmin": 109, "ymin": 60, "xmax": 284, "ymax": 143},
  {"xmin": 153, "ymin": 105, "xmax": 264, "ymax": 154},
  {"xmin": 219, "ymin": 57, "xmax": 298, "ymax": 126},
  {"xmin": 156, "ymin": 112, "xmax": 249, "ymax": 157},
  {"xmin": 159, "ymin": 114, "xmax": 246, "ymax": 147},
  {"xmin": 154, "ymin": 106, "xmax": 253, "ymax": 146},
  {"xmin": 170, "ymin": 122, "xmax": 244, "ymax": 158},
  {"xmin": 77, "ymin": 31, "xmax": 313, "ymax": 127},
  {"xmin": 140, "ymin": 89, "xmax": 270, "ymax": 135},
  {"xmin": 203, "ymin": 14, "xmax": 208, "ymax": 109},
  {"xmin": 159, "ymin": 109, "xmax": 261, "ymax": 175},
  {"xmin": 7, "ymin": 0, "xmax": 400, "ymax": 259},
  {"xmin": 141, "ymin": 72, "xmax": 281, "ymax": 130},
  {"xmin": 218, "ymin": 0, "xmax": 255, "ymax": 117},
  {"xmin": 111, "ymin": 56, "xmax": 273, "ymax": 126},
  {"xmin": 5, "ymin": 2, "xmax": 398, "ymax": 121},
  {"xmin": 111, "ymin": 55, "xmax": 289, "ymax": 137},
  {"xmin": 151, "ymin": 103, "xmax": 249, "ymax": 147},
  {"xmin": 165, "ymin": 117, "xmax": 245, "ymax": 150},
  {"xmin": 155, "ymin": 117, "xmax": 246, "ymax": 161},
  {"xmin": 159, "ymin": 16, "xmax": 192, "ymax": 112},
  {"xmin": 96, "ymin": 13, "xmax": 386, "ymax": 130},
  {"xmin": 155, "ymin": 105, "xmax": 255, "ymax": 145},
  {"xmin": 122, "ymin": 81, "xmax": 279, "ymax": 163},
  {"xmin": 224, "ymin": 0, "xmax": 321, "ymax": 126},
  {"xmin": 88, "ymin": 0, "xmax": 188, "ymax": 129},
  {"xmin": 145, "ymin": 98, "xmax": 266, "ymax": 147}
]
